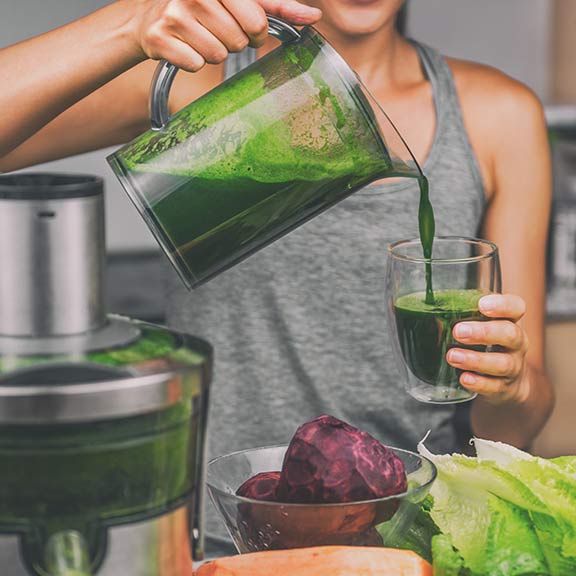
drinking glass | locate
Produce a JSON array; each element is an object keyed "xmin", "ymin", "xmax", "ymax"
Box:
[{"xmin": 386, "ymin": 236, "xmax": 501, "ymax": 404}]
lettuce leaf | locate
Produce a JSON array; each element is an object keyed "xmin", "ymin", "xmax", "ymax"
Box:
[
  {"xmin": 389, "ymin": 495, "xmax": 440, "ymax": 563},
  {"xmin": 417, "ymin": 437, "xmax": 576, "ymax": 575},
  {"xmin": 531, "ymin": 512, "xmax": 576, "ymax": 575},
  {"xmin": 484, "ymin": 496, "xmax": 548, "ymax": 576},
  {"xmin": 431, "ymin": 534, "xmax": 468, "ymax": 576},
  {"xmin": 474, "ymin": 439, "xmax": 576, "ymax": 557},
  {"xmin": 417, "ymin": 440, "xmax": 548, "ymax": 575},
  {"xmin": 551, "ymin": 456, "xmax": 576, "ymax": 477}
]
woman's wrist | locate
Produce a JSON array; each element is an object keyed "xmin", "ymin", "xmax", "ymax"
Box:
[
  {"xmin": 90, "ymin": 0, "xmax": 151, "ymax": 73},
  {"xmin": 470, "ymin": 362, "xmax": 553, "ymax": 447}
]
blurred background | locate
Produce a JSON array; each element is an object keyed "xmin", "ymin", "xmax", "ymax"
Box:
[{"xmin": 1, "ymin": 0, "xmax": 574, "ymax": 456}]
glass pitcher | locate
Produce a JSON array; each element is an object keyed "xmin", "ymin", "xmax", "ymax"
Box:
[{"xmin": 108, "ymin": 17, "xmax": 419, "ymax": 289}]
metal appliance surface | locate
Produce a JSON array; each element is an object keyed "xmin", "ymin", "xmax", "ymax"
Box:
[
  {"xmin": 0, "ymin": 174, "xmax": 106, "ymax": 337},
  {"xmin": 0, "ymin": 504, "xmax": 194, "ymax": 576},
  {"xmin": 0, "ymin": 173, "xmax": 212, "ymax": 575}
]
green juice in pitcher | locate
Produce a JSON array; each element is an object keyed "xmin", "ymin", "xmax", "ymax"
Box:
[
  {"xmin": 108, "ymin": 25, "xmax": 424, "ymax": 289},
  {"xmin": 148, "ymin": 138, "xmax": 388, "ymax": 285},
  {"xmin": 122, "ymin": 57, "xmax": 392, "ymax": 285},
  {"xmin": 394, "ymin": 289, "xmax": 485, "ymax": 387}
]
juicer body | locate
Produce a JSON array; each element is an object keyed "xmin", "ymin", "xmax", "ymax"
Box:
[
  {"xmin": 0, "ymin": 329, "xmax": 212, "ymax": 576},
  {"xmin": 0, "ymin": 174, "xmax": 213, "ymax": 575},
  {"xmin": 0, "ymin": 505, "xmax": 193, "ymax": 576}
]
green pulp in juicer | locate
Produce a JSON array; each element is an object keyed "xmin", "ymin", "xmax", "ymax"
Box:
[
  {"xmin": 0, "ymin": 401, "xmax": 196, "ymax": 522},
  {"xmin": 118, "ymin": 39, "xmax": 392, "ymax": 285},
  {"xmin": 394, "ymin": 289, "xmax": 485, "ymax": 387},
  {"xmin": 0, "ymin": 325, "xmax": 205, "ymax": 375},
  {"xmin": 0, "ymin": 399, "xmax": 199, "ymax": 571}
]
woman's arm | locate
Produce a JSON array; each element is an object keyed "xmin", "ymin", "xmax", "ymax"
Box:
[
  {"xmin": 446, "ymin": 64, "xmax": 554, "ymax": 448},
  {"xmin": 0, "ymin": 60, "xmax": 158, "ymax": 171},
  {"xmin": 0, "ymin": 0, "xmax": 321, "ymax": 171}
]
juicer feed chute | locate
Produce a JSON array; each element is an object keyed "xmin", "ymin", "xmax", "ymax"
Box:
[{"xmin": 0, "ymin": 174, "xmax": 212, "ymax": 576}]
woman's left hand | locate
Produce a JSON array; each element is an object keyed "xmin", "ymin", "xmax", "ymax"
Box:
[{"xmin": 446, "ymin": 294, "xmax": 530, "ymax": 404}]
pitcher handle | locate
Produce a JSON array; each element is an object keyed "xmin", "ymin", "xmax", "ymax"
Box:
[{"xmin": 150, "ymin": 16, "xmax": 302, "ymax": 131}]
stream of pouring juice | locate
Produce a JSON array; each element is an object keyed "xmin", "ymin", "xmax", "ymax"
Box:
[{"xmin": 417, "ymin": 174, "xmax": 435, "ymax": 304}]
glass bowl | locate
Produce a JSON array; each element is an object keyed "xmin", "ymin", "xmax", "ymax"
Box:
[{"xmin": 206, "ymin": 444, "xmax": 436, "ymax": 553}]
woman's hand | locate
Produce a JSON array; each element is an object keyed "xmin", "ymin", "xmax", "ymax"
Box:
[
  {"xmin": 446, "ymin": 294, "xmax": 530, "ymax": 405},
  {"xmin": 128, "ymin": 0, "xmax": 322, "ymax": 72}
]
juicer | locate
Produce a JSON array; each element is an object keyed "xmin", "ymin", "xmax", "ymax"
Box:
[{"xmin": 0, "ymin": 174, "xmax": 212, "ymax": 576}]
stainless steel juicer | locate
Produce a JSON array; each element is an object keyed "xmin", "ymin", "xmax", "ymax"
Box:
[{"xmin": 0, "ymin": 173, "xmax": 212, "ymax": 576}]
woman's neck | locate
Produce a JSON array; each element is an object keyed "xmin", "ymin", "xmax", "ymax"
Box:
[
  {"xmin": 314, "ymin": 21, "xmax": 403, "ymax": 85},
  {"xmin": 259, "ymin": 22, "xmax": 422, "ymax": 96}
]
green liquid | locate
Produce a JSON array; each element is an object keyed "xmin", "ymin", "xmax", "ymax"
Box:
[
  {"xmin": 417, "ymin": 175, "xmax": 435, "ymax": 304},
  {"xmin": 394, "ymin": 289, "xmax": 485, "ymax": 387},
  {"xmin": 150, "ymin": 167, "xmax": 386, "ymax": 285},
  {"xmin": 116, "ymin": 32, "xmax": 393, "ymax": 286},
  {"xmin": 0, "ymin": 402, "xmax": 197, "ymax": 571}
]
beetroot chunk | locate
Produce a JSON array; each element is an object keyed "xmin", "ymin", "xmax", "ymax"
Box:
[
  {"xmin": 237, "ymin": 471, "xmax": 281, "ymax": 501},
  {"xmin": 276, "ymin": 415, "xmax": 407, "ymax": 504}
]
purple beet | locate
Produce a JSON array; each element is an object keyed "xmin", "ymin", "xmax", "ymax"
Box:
[
  {"xmin": 276, "ymin": 415, "xmax": 407, "ymax": 504},
  {"xmin": 236, "ymin": 471, "xmax": 281, "ymax": 501}
]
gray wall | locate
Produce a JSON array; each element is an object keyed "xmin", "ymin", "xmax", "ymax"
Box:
[
  {"xmin": 1, "ymin": 0, "xmax": 553, "ymax": 251},
  {"xmin": 408, "ymin": 0, "xmax": 552, "ymax": 101},
  {"xmin": 0, "ymin": 0, "xmax": 157, "ymax": 251}
]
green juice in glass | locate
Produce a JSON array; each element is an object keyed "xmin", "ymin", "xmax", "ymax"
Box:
[{"xmin": 394, "ymin": 289, "xmax": 485, "ymax": 389}]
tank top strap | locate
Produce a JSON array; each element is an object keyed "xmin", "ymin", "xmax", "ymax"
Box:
[
  {"xmin": 410, "ymin": 40, "xmax": 485, "ymax": 195},
  {"xmin": 411, "ymin": 40, "xmax": 457, "ymax": 129}
]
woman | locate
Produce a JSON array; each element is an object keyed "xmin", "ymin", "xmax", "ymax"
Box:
[{"xmin": 0, "ymin": 0, "xmax": 554, "ymax": 555}]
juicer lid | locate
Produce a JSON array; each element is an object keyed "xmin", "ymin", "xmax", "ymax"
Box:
[
  {"xmin": 0, "ymin": 173, "xmax": 102, "ymax": 200},
  {"xmin": 0, "ymin": 365, "xmax": 204, "ymax": 425}
]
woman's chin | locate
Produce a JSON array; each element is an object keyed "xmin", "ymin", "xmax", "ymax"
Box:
[
  {"xmin": 313, "ymin": 0, "xmax": 402, "ymax": 37},
  {"xmin": 317, "ymin": 15, "xmax": 393, "ymax": 38}
]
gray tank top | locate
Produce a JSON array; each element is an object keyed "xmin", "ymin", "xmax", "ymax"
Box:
[{"xmin": 165, "ymin": 42, "xmax": 486, "ymax": 554}]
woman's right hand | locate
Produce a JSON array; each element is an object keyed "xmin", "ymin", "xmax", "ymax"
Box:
[{"xmin": 128, "ymin": 0, "xmax": 322, "ymax": 72}]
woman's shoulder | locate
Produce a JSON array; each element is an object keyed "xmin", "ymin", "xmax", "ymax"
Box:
[
  {"xmin": 443, "ymin": 56, "xmax": 547, "ymax": 197},
  {"xmin": 445, "ymin": 56, "xmax": 545, "ymax": 129}
]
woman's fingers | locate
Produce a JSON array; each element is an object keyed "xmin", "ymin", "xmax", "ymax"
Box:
[
  {"xmin": 221, "ymin": 0, "xmax": 268, "ymax": 47},
  {"xmin": 478, "ymin": 293, "xmax": 526, "ymax": 321},
  {"xmin": 446, "ymin": 347, "xmax": 523, "ymax": 380},
  {"xmin": 459, "ymin": 372, "xmax": 514, "ymax": 400},
  {"xmin": 179, "ymin": 17, "xmax": 241, "ymax": 63},
  {"xmin": 448, "ymin": 294, "xmax": 531, "ymax": 404},
  {"xmin": 453, "ymin": 320, "xmax": 528, "ymax": 352},
  {"xmin": 148, "ymin": 37, "xmax": 207, "ymax": 72},
  {"xmin": 260, "ymin": 0, "xmax": 322, "ymax": 25},
  {"xmin": 136, "ymin": 0, "xmax": 322, "ymax": 67}
]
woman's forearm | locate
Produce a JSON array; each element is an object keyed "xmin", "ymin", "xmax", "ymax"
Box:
[
  {"xmin": 0, "ymin": 0, "xmax": 321, "ymax": 169},
  {"xmin": 0, "ymin": 0, "xmax": 144, "ymax": 159},
  {"xmin": 470, "ymin": 363, "xmax": 554, "ymax": 449}
]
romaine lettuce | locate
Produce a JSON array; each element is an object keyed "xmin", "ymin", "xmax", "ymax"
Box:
[{"xmin": 416, "ymin": 437, "xmax": 576, "ymax": 575}]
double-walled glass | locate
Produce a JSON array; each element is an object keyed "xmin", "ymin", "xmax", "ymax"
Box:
[
  {"xmin": 108, "ymin": 18, "xmax": 419, "ymax": 289},
  {"xmin": 386, "ymin": 237, "xmax": 502, "ymax": 404}
]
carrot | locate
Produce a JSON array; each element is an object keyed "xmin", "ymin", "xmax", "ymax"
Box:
[{"xmin": 195, "ymin": 546, "xmax": 432, "ymax": 575}]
